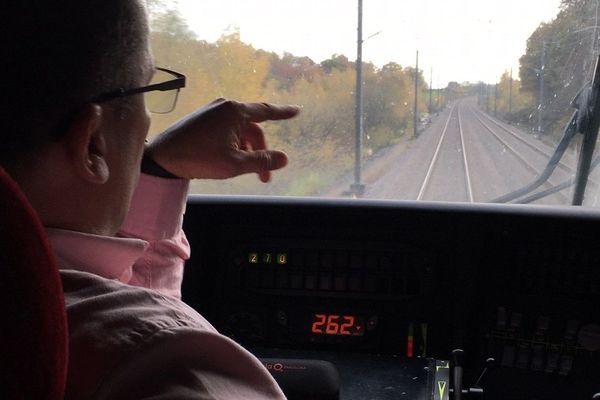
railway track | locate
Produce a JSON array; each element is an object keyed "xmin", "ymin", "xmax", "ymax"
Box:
[
  {"xmin": 473, "ymin": 108, "xmax": 600, "ymax": 194},
  {"xmin": 363, "ymin": 97, "xmax": 584, "ymax": 205},
  {"xmin": 468, "ymin": 106, "xmax": 570, "ymax": 203},
  {"xmin": 469, "ymin": 106, "xmax": 600, "ymax": 203},
  {"xmin": 416, "ymin": 99, "xmax": 572, "ymax": 203},
  {"xmin": 417, "ymin": 103, "xmax": 474, "ymax": 202}
]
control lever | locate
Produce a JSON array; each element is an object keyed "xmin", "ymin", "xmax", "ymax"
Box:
[
  {"xmin": 452, "ymin": 349, "xmax": 464, "ymax": 400},
  {"xmin": 449, "ymin": 350, "xmax": 494, "ymax": 399},
  {"xmin": 473, "ymin": 357, "xmax": 496, "ymax": 389}
]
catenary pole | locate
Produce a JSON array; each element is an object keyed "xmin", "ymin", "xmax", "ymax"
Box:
[
  {"xmin": 509, "ymin": 68, "xmax": 513, "ymax": 115},
  {"xmin": 429, "ymin": 67, "xmax": 433, "ymax": 112},
  {"xmin": 538, "ymin": 41, "xmax": 546, "ymax": 133},
  {"xmin": 414, "ymin": 50, "xmax": 419, "ymax": 138},
  {"xmin": 351, "ymin": 0, "xmax": 364, "ymax": 196}
]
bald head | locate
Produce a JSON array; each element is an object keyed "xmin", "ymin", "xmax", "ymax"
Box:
[{"xmin": 0, "ymin": 0, "xmax": 149, "ymax": 170}]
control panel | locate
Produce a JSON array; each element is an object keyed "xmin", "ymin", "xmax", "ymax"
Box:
[
  {"xmin": 205, "ymin": 239, "xmax": 454, "ymax": 357},
  {"xmin": 181, "ymin": 197, "xmax": 600, "ymax": 399}
]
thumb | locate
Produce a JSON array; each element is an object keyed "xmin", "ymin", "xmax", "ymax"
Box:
[{"xmin": 237, "ymin": 150, "xmax": 288, "ymax": 180}]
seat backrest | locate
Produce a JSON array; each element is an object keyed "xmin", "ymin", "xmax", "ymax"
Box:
[{"xmin": 0, "ymin": 167, "xmax": 68, "ymax": 400}]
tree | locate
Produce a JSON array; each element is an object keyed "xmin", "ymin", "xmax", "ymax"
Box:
[
  {"xmin": 495, "ymin": 71, "xmax": 535, "ymax": 123},
  {"xmin": 519, "ymin": 0, "xmax": 598, "ymax": 137},
  {"xmin": 320, "ymin": 54, "xmax": 351, "ymax": 73},
  {"xmin": 269, "ymin": 53, "xmax": 319, "ymax": 91},
  {"xmin": 144, "ymin": 2, "xmax": 457, "ymax": 196},
  {"xmin": 148, "ymin": 0, "xmax": 197, "ymax": 41}
]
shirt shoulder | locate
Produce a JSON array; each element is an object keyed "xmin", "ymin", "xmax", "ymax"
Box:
[
  {"xmin": 61, "ymin": 269, "xmax": 212, "ymax": 337},
  {"xmin": 60, "ymin": 270, "xmax": 284, "ymax": 399}
]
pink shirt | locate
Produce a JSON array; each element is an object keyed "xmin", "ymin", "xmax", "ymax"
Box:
[{"xmin": 47, "ymin": 174, "xmax": 285, "ymax": 400}]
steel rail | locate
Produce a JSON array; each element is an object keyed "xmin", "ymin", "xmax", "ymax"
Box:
[
  {"xmin": 470, "ymin": 110, "xmax": 570, "ymax": 203},
  {"xmin": 475, "ymin": 107, "xmax": 600, "ymax": 193},
  {"xmin": 458, "ymin": 107, "xmax": 475, "ymax": 202},
  {"xmin": 417, "ymin": 103, "xmax": 457, "ymax": 200}
]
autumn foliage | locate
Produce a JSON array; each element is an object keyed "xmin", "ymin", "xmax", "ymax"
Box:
[{"xmin": 148, "ymin": 16, "xmax": 432, "ymax": 196}]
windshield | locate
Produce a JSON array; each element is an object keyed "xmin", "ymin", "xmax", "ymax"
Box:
[{"xmin": 147, "ymin": 0, "xmax": 600, "ymax": 207}]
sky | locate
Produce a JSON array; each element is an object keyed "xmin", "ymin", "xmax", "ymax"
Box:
[{"xmin": 176, "ymin": 0, "xmax": 563, "ymax": 87}]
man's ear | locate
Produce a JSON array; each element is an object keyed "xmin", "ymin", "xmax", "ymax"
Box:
[{"xmin": 63, "ymin": 104, "xmax": 110, "ymax": 184}]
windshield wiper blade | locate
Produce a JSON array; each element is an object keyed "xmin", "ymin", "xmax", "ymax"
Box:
[
  {"xmin": 490, "ymin": 111, "xmax": 578, "ymax": 203},
  {"xmin": 572, "ymin": 55, "xmax": 600, "ymax": 205},
  {"xmin": 491, "ymin": 54, "xmax": 600, "ymax": 206},
  {"xmin": 517, "ymin": 154, "xmax": 600, "ymax": 204}
]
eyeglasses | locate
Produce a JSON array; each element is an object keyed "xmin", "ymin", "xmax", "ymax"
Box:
[
  {"xmin": 50, "ymin": 67, "xmax": 186, "ymax": 140},
  {"xmin": 92, "ymin": 67, "xmax": 186, "ymax": 114}
]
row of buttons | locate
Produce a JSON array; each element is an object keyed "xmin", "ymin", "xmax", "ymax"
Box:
[
  {"xmin": 490, "ymin": 307, "xmax": 584, "ymax": 376},
  {"xmin": 495, "ymin": 307, "xmax": 580, "ymax": 340},
  {"xmin": 241, "ymin": 268, "xmax": 420, "ymax": 295},
  {"xmin": 240, "ymin": 249, "xmax": 414, "ymax": 271},
  {"xmin": 496, "ymin": 252, "xmax": 600, "ymax": 296},
  {"xmin": 500, "ymin": 343, "xmax": 573, "ymax": 375}
]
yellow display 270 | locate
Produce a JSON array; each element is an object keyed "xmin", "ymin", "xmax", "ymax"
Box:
[{"xmin": 248, "ymin": 252, "xmax": 288, "ymax": 265}]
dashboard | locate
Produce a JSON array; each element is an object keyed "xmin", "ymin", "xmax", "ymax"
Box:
[{"xmin": 181, "ymin": 196, "xmax": 600, "ymax": 399}]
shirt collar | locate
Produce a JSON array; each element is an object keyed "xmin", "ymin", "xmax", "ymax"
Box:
[{"xmin": 45, "ymin": 227, "xmax": 149, "ymax": 284}]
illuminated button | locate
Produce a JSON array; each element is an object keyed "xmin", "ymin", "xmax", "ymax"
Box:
[
  {"xmin": 365, "ymin": 254, "xmax": 378, "ymax": 269},
  {"xmin": 545, "ymin": 349, "xmax": 559, "ymax": 373},
  {"xmin": 334, "ymin": 274, "xmax": 346, "ymax": 291},
  {"xmin": 349, "ymin": 273, "xmax": 362, "ymax": 291},
  {"xmin": 406, "ymin": 269, "xmax": 419, "ymax": 295},
  {"xmin": 320, "ymin": 253, "xmax": 334, "ymax": 269},
  {"xmin": 276, "ymin": 253, "xmax": 288, "ymax": 265},
  {"xmin": 276, "ymin": 310, "xmax": 288, "ymax": 326},
  {"xmin": 233, "ymin": 268, "xmax": 243, "ymax": 284},
  {"xmin": 535, "ymin": 316, "xmax": 550, "ymax": 336},
  {"xmin": 380, "ymin": 255, "xmax": 392, "ymax": 270},
  {"xmin": 291, "ymin": 251, "xmax": 304, "ymax": 267},
  {"xmin": 509, "ymin": 312, "xmax": 523, "ymax": 330},
  {"xmin": 290, "ymin": 272, "xmax": 303, "ymax": 289},
  {"xmin": 246, "ymin": 270, "xmax": 260, "ymax": 288},
  {"xmin": 392, "ymin": 276, "xmax": 406, "ymax": 294},
  {"xmin": 515, "ymin": 343, "xmax": 530, "ymax": 369},
  {"xmin": 276, "ymin": 271, "xmax": 288, "ymax": 289},
  {"xmin": 501, "ymin": 345, "xmax": 515, "ymax": 367},
  {"xmin": 558, "ymin": 355, "xmax": 573, "ymax": 376},
  {"xmin": 565, "ymin": 320, "xmax": 579, "ymax": 340},
  {"xmin": 305, "ymin": 273, "xmax": 317, "ymax": 290},
  {"xmin": 496, "ymin": 307, "xmax": 507, "ymax": 330},
  {"xmin": 350, "ymin": 254, "xmax": 362, "ymax": 269},
  {"xmin": 335, "ymin": 252, "xmax": 348, "ymax": 269},
  {"xmin": 248, "ymin": 252, "xmax": 259, "ymax": 264},
  {"xmin": 378, "ymin": 277, "xmax": 391, "ymax": 293},
  {"xmin": 406, "ymin": 281, "xmax": 419, "ymax": 295},
  {"xmin": 365, "ymin": 275, "xmax": 377, "ymax": 292},
  {"xmin": 531, "ymin": 344, "xmax": 544, "ymax": 371},
  {"xmin": 307, "ymin": 252, "xmax": 319, "ymax": 268},
  {"xmin": 261, "ymin": 271, "xmax": 274, "ymax": 288},
  {"xmin": 319, "ymin": 273, "xmax": 332, "ymax": 290},
  {"xmin": 577, "ymin": 323, "xmax": 600, "ymax": 351},
  {"xmin": 367, "ymin": 316, "xmax": 379, "ymax": 331}
]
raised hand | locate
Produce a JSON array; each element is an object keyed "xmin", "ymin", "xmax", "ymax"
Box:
[{"xmin": 146, "ymin": 99, "xmax": 300, "ymax": 182}]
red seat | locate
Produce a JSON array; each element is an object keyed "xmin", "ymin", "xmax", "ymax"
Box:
[{"xmin": 0, "ymin": 167, "xmax": 68, "ymax": 399}]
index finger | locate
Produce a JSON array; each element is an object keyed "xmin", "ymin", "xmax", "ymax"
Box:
[{"xmin": 240, "ymin": 102, "xmax": 301, "ymax": 123}]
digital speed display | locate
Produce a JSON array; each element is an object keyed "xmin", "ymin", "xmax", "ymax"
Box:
[{"xmin": 311, "ymin": 314, "xmax": 365, "ymax": 336}]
